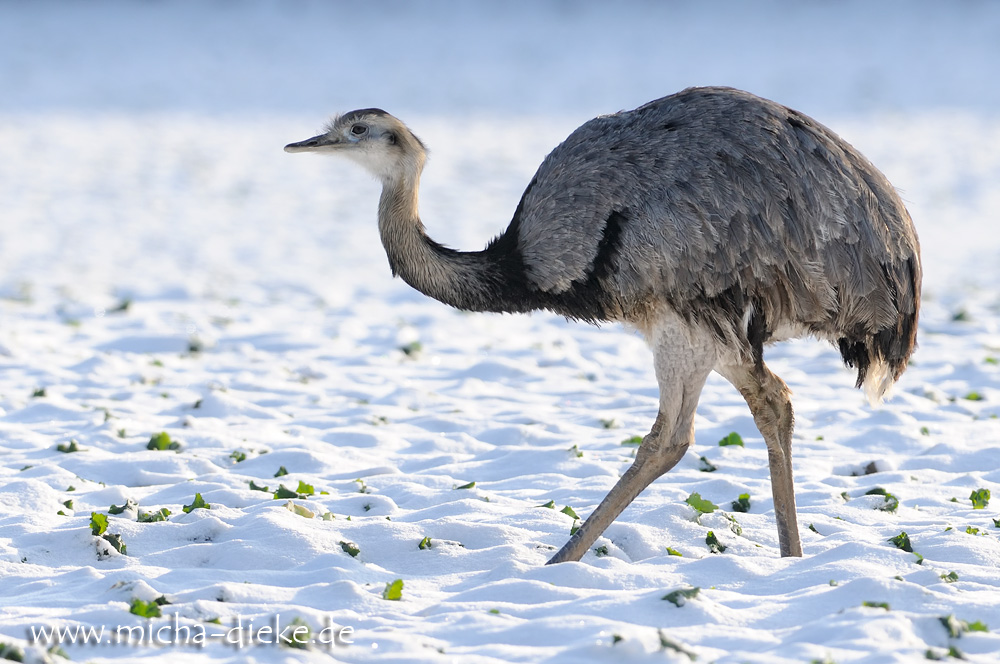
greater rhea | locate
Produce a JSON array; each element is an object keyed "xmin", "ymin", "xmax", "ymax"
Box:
[{"xmin": 285, "ymin": 87, "xmax": 920, "ymax": 564}]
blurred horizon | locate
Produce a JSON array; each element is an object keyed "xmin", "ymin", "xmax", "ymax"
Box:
[
  {"xmin": 2, "ymin": 0, "xmax": 998, "ymax": 120},
  {"xmin": 1, "ymin": 0, "xmax": 997, "ymax": 302}
]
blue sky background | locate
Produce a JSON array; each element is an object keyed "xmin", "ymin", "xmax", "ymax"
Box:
[{"xmin": 2, "ymin": 0, "xmax": 998, "ymax": 119}]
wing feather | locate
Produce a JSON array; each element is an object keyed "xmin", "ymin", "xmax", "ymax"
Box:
[{"xmin": 514, "ymin": 87, "xmax": 920, "ymax": 364}]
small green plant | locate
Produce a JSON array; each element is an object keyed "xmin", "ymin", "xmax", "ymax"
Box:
[
  {"xmin": 182, "ymin": 493, "xmax": 210, "ymax": 513},
  {"xmin": 454, "ymin": 481, "xmax": 476, "ymax": 490},
  {"xmin": 662, "ymin": 586, "xmax": 700, "ymax": 607},
  {"xmin": 706, "ymin": 531, "xmax": 726, "ymax": 553},
  {"xmin": 146, "ymin": 432, "xmax": 179, "ymax": 451},
  {"xmin": 249, "ymin": 480, "xmax": 269, "ymax": 492},
  {"xmin": 966, "ymin": 526, "xmax": 980, "ymax": 535},
  {"xmin": 382, "ymin": 578, "xmax": 404, "ymax": 601},
  {"xmin": 925, "ymin": 646, "xmax": 965, "ymax": 660},
  {"xmin": 560, "ymin": 505, "xmax": 580, "ymax": 520},
  {"xmin": 274, "ymin": 466, "xmax": 289, "ymax": 477},
  {"xmin": 888, "ymin": 532, "xmax": 913, "ymax": 552},
  {"xmin": 666, "ymin": 547, "xmax": 683, "ymax": 557},
  {"xmin": 109, "ymin": 297, "xmax": 132, "ymax": 313},
  {"xmin": 567, "ymin": 444, "xmax": 583, "ymax": 458},
  {"xmin": 599, "ymin": 418, "xmax": 617, "ymax": 429},
  {"xmin": 399, "ymin": 341, "xmax": 422, "ymax": 356},
  {"xmin": 939, "ymin": 614, "xmax": 989, "ymax": 638},
  {"xmin": 725, "ymin": 513, "xmax": 743, "ymax": 535},
  {"xmin": 282, "ymin": 617, "xmax": 311, "ymax": 650},
  {"xmin": 56, "ymin": 440, "xmax": 80, "ymax": 453},
  {"xmin": 964, "ymin": 391, "xmax": 984, "ymax": 401},
  {"xmin": 0, "ymin": 642, "xmax": 25, "ymax": 662},
  {"xmin": 620, "ymin": 435, "xmax": 643, "ymax": 446},
  {"xmin": 137, "ymin": 508, "xmax": 171, "ymax": 523},
  {"xmin": 90, "ymin": 512, "xmax": 109, "ymax": 536},
  {"xmin": 274, "ymin": 482, "xmax": 314, "ymax": 499},
  {"xmin": 657, "ymin": 630, "xmax": 697, "ymax": 660},
  {"xmin": 101, "ymin": 532, "xmax": 127, "ymax": 555},
  {"xmin": 685, "ymin": 492, "xmax": 717, "ymax": 515},
  {"xmin": 418, "ymin": 537, "xmax": 432, "ymax": 550},
  {"xmin": 970, "ymin": 488, "xmax": 990, "ymax": 509},
  {"xmin": 731, "ymin": 493, "xmax": 751, "ymax": 513},
  {"xmin": 866, "ymin": 487, "xmax": 899, "ymax": 512},
  {"xmin": 31, "ymin": 387, "xmax": 46, "ymax": 398},
  {"xmin": 340, "ymin": 541, "xmax": 360, "ymax": 558},
  {"xmin": 718, "ymin": 432, "xmax": 744, "ymax": 447},
  {"xmin": 90, "ymin": 512, "xmax": 128, "ymax": 555},
  {"xmin": 940, "ymin": 571, "xmax": 959, "ymax": 583},
  {"xmin": 229, "ymin": 450, "xmax": 247, "ymax": 463},
  {"xmin": 536, "ymin": 500, "xmax": 555, "ymax": 508},
  {"xmin": 862, "ymin": 601, "xmax": 890, "ymax": 610},
  {"xmin": 920, "ymin": 426, "xmax": 930, "ymax": 435},
  {"xmin": 594, "ymin": 545, "xmax": 609, "ymax": 557},
  {"xmin": 108, "ymin": 499, "xmax": 137, "ymax": 515},
  {"xmin": 129, "ymin": 598, "xmax": 162, "ymax": 619},
  {"xmin": 698, "ymin": 456, "xmax": 718, "ymax": 472}
]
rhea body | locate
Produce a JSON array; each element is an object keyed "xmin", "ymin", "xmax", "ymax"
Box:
[{"xmin": 286, "ymin": 87, "xmax": 920, "ymax": 564}]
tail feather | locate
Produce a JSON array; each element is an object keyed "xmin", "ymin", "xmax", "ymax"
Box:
[
  {"xmin": 837, "ymin": 315, "xmax": 918, "ymax": 406},
  {"xmin": 838, "ymin": 253, "xmax": 920, "ymax": 405},
  {"xmin": 837, "ymin": 339, "xmax": 911, "ymax": 406},
  {"xmin": 862, "ymin": 357, "xmax": 896, "ymax": 406}
]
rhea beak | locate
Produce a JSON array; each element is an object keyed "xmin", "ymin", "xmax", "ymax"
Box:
[{"xmin": 284, "ymin": 134, "xmax": 340, "ymax": 153}]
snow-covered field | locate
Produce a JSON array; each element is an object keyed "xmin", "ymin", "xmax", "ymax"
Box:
[{"xmin": 2, "ymin": 2, "xmax": 1000, "ymax": 662}]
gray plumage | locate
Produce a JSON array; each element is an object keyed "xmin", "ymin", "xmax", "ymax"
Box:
[{"xmin": 286, "ymin": 86, "xmax": 921, "ymax": 564}]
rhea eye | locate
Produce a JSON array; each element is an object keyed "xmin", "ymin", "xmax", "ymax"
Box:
[{"xmin": 350, "ymin": 124, "xmax": 367, "ymax": 136}]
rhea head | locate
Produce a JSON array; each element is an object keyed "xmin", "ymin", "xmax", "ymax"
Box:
[{"xmin": 284, "ymin": 109, "xmax": 427, "ymax": 184}]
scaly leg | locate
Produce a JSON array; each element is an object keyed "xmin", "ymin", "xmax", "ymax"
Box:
[
  {"xmin": 546, "ymin": 412, "xmax": 689, "ymax": 564},
  {"xmin": 717, "ymin": 361, "xmax": 802, "ymax": 557},
  {"xmin": 547, "ymin": 319, "xmax": 716, "ymax": 564}
]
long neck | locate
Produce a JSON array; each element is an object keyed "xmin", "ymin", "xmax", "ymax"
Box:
[{"xmin": 376, "ymin": 173, "xmax": 528, "ymax": 313}]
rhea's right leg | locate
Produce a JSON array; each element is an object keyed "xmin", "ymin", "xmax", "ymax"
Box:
[
  {"xmin": 545, "ymin": 410, "xmax": 691, "ymax": 564},
  {"xmin": 716, "ymin": 361, "xmax": 802, "ymax": 557},
  {"xmin": 546, "ymin": 318, "xmax": 717, "ymax": 565}
]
